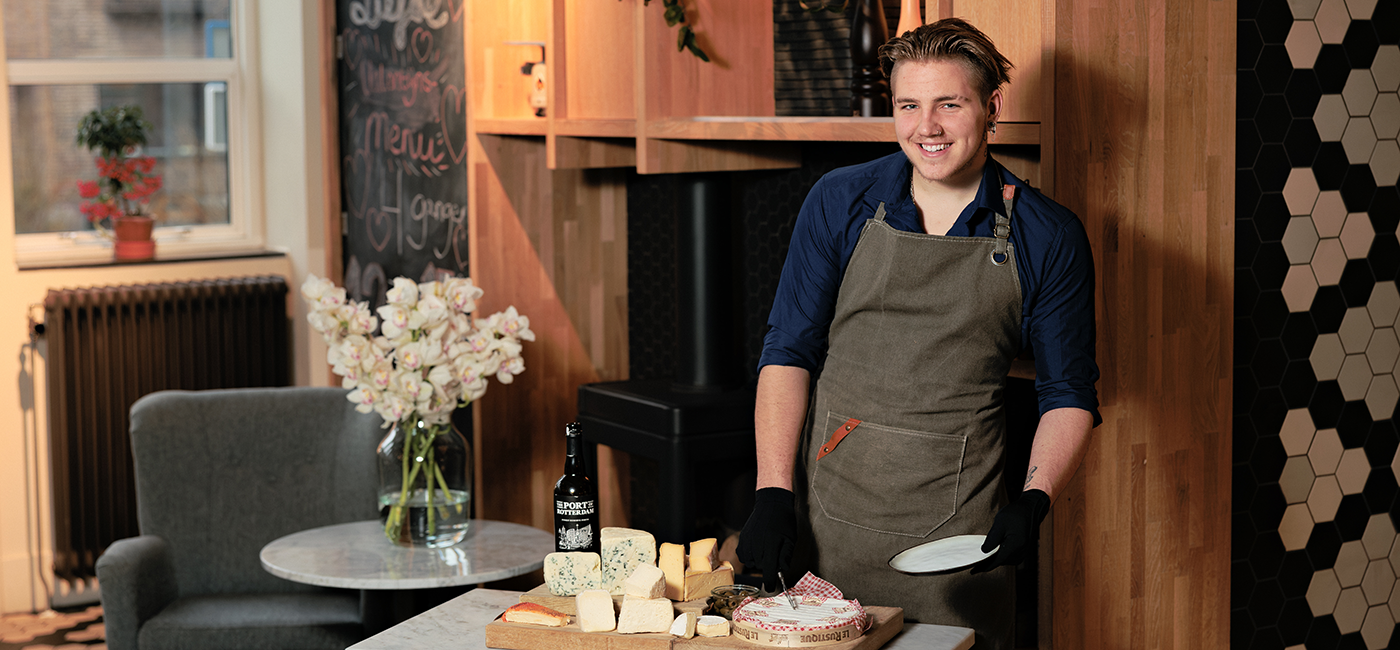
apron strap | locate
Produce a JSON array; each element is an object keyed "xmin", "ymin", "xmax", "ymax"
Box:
[
  {"xmin": 816, "ymin": 417, "xmax": 863, "ymax": 461},
  {"xmin": 873, "ymin": 202, "xmax": 888, "ymax": 223},
  {"xmin": 992, "ymin": 185, "xmax": 1014, "ymax": 266}
]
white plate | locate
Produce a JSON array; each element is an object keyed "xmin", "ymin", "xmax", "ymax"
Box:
[{"xmin": 888, "ymin": 535, "xmax": 998, "ymax": 574}]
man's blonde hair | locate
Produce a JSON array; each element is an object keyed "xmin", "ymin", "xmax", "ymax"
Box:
[{"xmin": 878, "ymin": 18, "xmax": 1013, "ymax": 101}]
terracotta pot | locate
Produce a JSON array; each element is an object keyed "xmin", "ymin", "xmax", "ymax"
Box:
[{"xmin": 113, "ymin": 215, "xmax": 155, "ymax": 261}]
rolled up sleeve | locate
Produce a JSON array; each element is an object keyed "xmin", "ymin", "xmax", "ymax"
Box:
[{"xmin": 1026, "ymin": 218, "xmax": 1102, "ymax": 426}]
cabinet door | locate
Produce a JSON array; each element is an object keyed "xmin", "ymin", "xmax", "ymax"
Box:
[{"xmin": 942, "ymin": 0, "xmax": 1047, "ymax": 123}]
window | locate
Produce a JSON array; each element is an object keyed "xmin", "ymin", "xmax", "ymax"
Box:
[{"xmin": 4, "ymin": 0, "xmax": 262, "ymax": 266}]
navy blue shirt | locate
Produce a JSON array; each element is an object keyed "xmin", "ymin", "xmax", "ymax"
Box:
[{"xmin": 760, "ymin": 152, "xmax": 1101, "ymax": 424}]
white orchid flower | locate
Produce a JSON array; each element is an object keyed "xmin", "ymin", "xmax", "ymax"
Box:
[
  {"xmin": 418, "ymin": 280, "xmax": 443, "ymax": 298},
  {"xmin": 446, "ymin": 278, "xmax": 483, "ymax": 312},
  {"xmin": 369, "ymin": 362, "xmax": 394, "ymax": 391},
  {"xmin": 428, "ymin": 364, "xmax": 455, "ymax": 389},
  {"xmin": 301, "ymin": 275, "xmax": 335, "ymax": 301},
  {"xmin": 417, "ymin": 293, "xmax": 449, "ymax": 326},
  {"xmin": 376, "ymin": 393, "xmax": 410, "ymax": 423},
  {"xmin": 494, "ymin": 306, "xmax": 535, "ymax": 341},
  {"xmin": 496, "ymin": 356, "xmax": 525, "ymax": 384},
  {"xmin": 397, "ymin": 341, "xmax": 428, "ymax": 371},
  {"xmin": 346, "ymin": 385, "xmax": 380, "ymax": 414},
  {"xmin": 348, "ymin": 303, "xmax": 378, "ymax": 335},
  {"xmin": 385, "ymin": 277, "xmax": 419, "ymax": 305}
]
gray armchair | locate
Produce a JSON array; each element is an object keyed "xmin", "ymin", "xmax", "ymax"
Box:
[{"xmin": 97, "ymin": 387, "xmax": 385, "ymax": 650}]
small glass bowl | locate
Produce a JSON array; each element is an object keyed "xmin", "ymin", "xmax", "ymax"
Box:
[{"xmin": 710, "ymin": 584, "xmax": 761, "ymax": 619}]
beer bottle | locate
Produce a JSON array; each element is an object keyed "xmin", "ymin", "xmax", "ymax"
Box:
[{"xmin": 553, "ymin": 421, "xmax": 599, "ymax": 553}]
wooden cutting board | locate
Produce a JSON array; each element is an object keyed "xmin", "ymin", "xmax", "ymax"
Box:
[
  {"xmin": 484, "ymin": 604, "xmax": 904, "ymax": 650},
  {"xmin": 519, "ymin": 584, "xmax": 709, "ymax": 617}
]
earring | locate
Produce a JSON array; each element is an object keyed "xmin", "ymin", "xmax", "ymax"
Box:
[{"xmin": 989, "ymin": 121, "xmax": 997, "ymax": 134}]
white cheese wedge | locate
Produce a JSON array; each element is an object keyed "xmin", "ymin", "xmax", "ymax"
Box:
[
  {"xmin": 686, "ymin": 537, "xmax": 719, "ymax": 575},
  {"xmin": 575, "ymin": 589, "xmax": 616, "ymax": 633},
  {"xmin": 615, "ymin": 595, "xmax": 673, "ymax": 634},
  {"xmin": 601, "ymin": 527, "xmax": 657, "ymax": 595},
  {"xmin": 659, "ymin": 542, "xmax": 686, "ymax": 600},
  {"xmin": 623, "ymin": 563, "xmax": 667, "ymax": 599},
  {"xmin": 696, "ymin": 614, "xmax": 730, "ymax": 637},
  {"xmin": 543, "ymin": 552, "xmax": 602, "ymax": 596},
  {"xmin": 669, "ymin": 611, "xmax": 698, "ymax": 639},
  {"xmin": 683, "ymin": 561, "xmax": 734, "ymax": 601}
]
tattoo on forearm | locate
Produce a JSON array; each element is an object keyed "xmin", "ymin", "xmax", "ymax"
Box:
[{"xmin": 1024, "ymin": 466, "xmax": 1037, "ymax": 488}]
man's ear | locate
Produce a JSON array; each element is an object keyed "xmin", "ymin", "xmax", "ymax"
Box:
[{"xmin": 987, "ymin": 88, "xmax": 1004, "ymax": 124}]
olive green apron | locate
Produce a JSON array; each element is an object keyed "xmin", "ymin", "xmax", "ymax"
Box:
[{"xmin": 800, "ymin": 178, "xmax": 1022, "ymax": 650}]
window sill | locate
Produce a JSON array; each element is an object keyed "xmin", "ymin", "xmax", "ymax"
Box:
[{"xmin": 19, "ymin": 248, "xmax": 285, "ymax": 272}]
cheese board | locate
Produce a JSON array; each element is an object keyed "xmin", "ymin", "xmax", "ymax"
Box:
[
  {"xmin": 483, "ymin": 604, "xmax": 904, "ymax": 650},
  {"xmin": 519, "ymin": 584, "xmax": 709, "ymax": 617}
]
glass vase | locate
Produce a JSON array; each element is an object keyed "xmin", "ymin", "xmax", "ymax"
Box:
[{"xmin": 376, "ymin": 415, "xmax": 472, "ymax": 547}]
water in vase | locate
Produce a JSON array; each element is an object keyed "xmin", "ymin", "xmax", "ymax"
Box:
[{"xmin": 379, "ymin": 488, "xmax": 472, "ymax": 548}]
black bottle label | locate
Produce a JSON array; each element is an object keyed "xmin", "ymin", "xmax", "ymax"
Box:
[{"xmin": 555, "ymin": 496, "xmax": 597, "ymax": 551}]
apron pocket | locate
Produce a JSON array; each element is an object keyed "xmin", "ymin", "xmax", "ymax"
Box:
[{"xmin": 810, "ymin": 411, "xmax": 967, "ymax": 538}]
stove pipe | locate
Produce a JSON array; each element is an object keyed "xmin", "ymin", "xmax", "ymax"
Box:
[{"xmin": 674, "ymin": 175, "xmax": 739, "ymax": 390}]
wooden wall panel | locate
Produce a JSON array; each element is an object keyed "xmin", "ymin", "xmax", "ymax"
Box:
[
  {"xmin": 561, "ymin": 0, "xmax": 636, "ymax": 119},
  {"xmin": 1049, "ymin": 0, "xmax": 1233, "ymax": 646},
  {"xmin": 637, "ymin": 0, "xmax": 775, "ymax": 119},
  {"xmin": 950, "ymin": 0, "xmax": 1045, "ymax": 123},
  {"xmin": 470, "ymin": 0, "xmax": 549, "ymax": 120},
  {"xmin": 471, "ymin": 134, "xmax": 631, "ymax": 530}
]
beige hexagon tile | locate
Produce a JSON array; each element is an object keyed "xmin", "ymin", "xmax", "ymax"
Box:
[
  {"xmin": 1370, "ymin": 139, "xmax": 1400, "ymax": 187},
  {"xmin": 1289, "ymin": 0, "xmax": 1324, "ymax": 18},
  {"xmin": 1336, "ymin": 586, "xmax": 1370, "ymax": 633},
  {"xmin": 1338, "ymin": 354, "xmax": 1373, "ymax": 399},
  {"xmin": 1361, "ymin": 605, "xmax": 1394, "ymax": 650},
  {"xmin": 1343, "ymin": 118, "xmax": 1379, "ymax": 164},
  {"xmin": 1310, "ymin": 427, "xmax": 1345, "ymax": 474},
  {"xmin": 1391, "ymin": 579, "xmax": 1400, "ymax": 621},
  {"xmin": 1346, "ymin": 69, "xmax": 1380, "ymax": 116},
  {"xmin": 1341, "ymin": 212, "xmax": 1375, "ymax": 258},
  {"xmin": 1337, "ymin": 447, "xmax": 1372, "ymax": 495},
  {"xmin": 1284, "ymin": 215, "xmax": 1321, "ymax": 263},
  {"xmin": 1309, "ymin": 474, "xmax": 1344, "ymax": 521},
  {"xmin": 1315, "ymin": 0, "xmax": 1352, "ymax": 43},
  {"xmin": 1346, "ymin": 0, "xmax": 1378, "ymax": 17},
  {"xmin": 1366, "ymin": 328, "xmax": 1399, "ymax": 374},
  {"xmin": 1366, "ymin": 374, "xmax": 1398, "ymax": 420},
  {"xmin": 1313, "ymin": 190, "xmax": 1348, "ymax": 236},
  {"xmin": 1313, "ymin": 334, "xmax": 1348, "ymax": 381},
  {"xmin": 1317, "ymin": 95, "xmax": 1352, "ymax": 141},
  {"xmin": 1283, "ymin": 265, "xmax": 1320, "ymax": 312},
  {"xmin": 1282, "ymin": 455, "xmax": 1317, "ymax": 503},
  {"xmin": 1281, "ymin": 407, "xmax": 1319, "ymax": 456},
  {"xmin": 1312, "ymin": 238, "xmax": 1349, "ymax": 285},
  {"xmin": 1284, "ymin": 167, "xmax": 1321, "ymax": 215},
  {"xmin": 1311, "ymin": 568, "xmax": 1344, "ymax": 615},
  {"xmin": 1280, "ymin": 502, "xmax": 1315, "ymax": 551},
  {"xmin": 1341, "ymin": 307, "xmax": 1376, "ymax": 353},
  {"xmin": 1372, "ymin": 93, "xmax": 1400, "ymax": 139},
  {"xmin": 1375, "ymin": 46, "xmax": 1400, "ymax": 93},
  {"xmin": 1286, "ymin": 21, "xmax": 1324, "ymax": 69},
  {"xmin": 1369, "ymin": 282, "xmax": 1400, "ymax": 327},
  {"xmin": 1364, "ymin": 514, "xmax": 1397, "ymax": 560},
  {"xmin": 1362, "ymin": 560, "xmax": 1394, "ymax": 606},
  {"xmin": 1341, "ymin": 540, "xmax": 1372, "ymax": 587}
]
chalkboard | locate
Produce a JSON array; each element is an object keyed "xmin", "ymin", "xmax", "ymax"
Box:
[{"xmin": 336, "ymin": 0, "xmax": 468, "ymax": 307}]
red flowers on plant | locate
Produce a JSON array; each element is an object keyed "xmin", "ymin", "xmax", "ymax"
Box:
[{"xmin": 77, "ymin": 153, "xmax": 162, "ymax": 224}]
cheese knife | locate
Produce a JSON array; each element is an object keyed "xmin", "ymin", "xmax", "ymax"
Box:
[{"xmin": 778, "ymin": 571, "xmax": 797, "ymax": 610}]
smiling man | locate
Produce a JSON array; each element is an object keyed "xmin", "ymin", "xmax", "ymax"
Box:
[{"xmin": 736, "ymin": 19, "xmax": 1101, "ymax": 650}]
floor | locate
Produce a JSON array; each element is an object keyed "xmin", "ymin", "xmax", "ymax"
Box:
[{"xmin": 0, "ymin": 606, "xmax": 104, "ymax": 650}]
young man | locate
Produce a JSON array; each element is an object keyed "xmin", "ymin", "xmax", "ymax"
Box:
[{"xmin": 737, "ymin": 18, "xmax": 1100, "ymax": 650}]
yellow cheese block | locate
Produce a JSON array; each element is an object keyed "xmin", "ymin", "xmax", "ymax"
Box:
[
  {"xmin": 686, "ymin": 537, "xmax": 719, "ymax": 575},
  {"xmin": 575, "ymin": 589, "xmax": 616, "ymax": 633},
  {"xmin": 659, "ymin": 542, "xmax": 685, "ymax": 601},
  {"xmin": 623, "ymin": 564, "xmax": 667, "ymax": 599},
  {"xmin": 683, "ymin": 561, "xmax": 734, "ymax": 601},
  {"xmin": 616, "ymin": 595, "xmax": 673, "ymax": 634}
]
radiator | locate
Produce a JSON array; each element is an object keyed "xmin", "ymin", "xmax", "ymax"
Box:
[{"xmin": 42, "ymin": 276, "xmax": 291, "ymax": 581}]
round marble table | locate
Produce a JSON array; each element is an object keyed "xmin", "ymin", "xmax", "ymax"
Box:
[{"xmin": 260, "ymin": 519, "xmax": 553, "ymax": 590}]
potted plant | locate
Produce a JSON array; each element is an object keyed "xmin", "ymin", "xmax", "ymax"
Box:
[{"xmin": 75, "ymin": 105, "xmax": 163, "ymax": 261}]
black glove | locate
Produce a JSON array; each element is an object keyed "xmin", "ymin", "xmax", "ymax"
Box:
[
  {"xmin": 972, "ymin": 488, "xmax": 1050, "ymax": 574},
  {"xmin": 736, "ymin": 487, "xmax": 797, "ymax": 592}
]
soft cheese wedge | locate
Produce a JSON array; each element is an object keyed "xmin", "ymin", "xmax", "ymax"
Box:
[
  {"xmin": 616, "ymin": 595, "xmax": 672, "ymax": 634},
  {"xmin": 501, "ymin": 602, "xmax": 570, "ymax": 627},
  {"xmin": 696, "ymin": 614, "xmax": 730, "ymax": 637},
  {"xmin": 623, "ymin": 564, "xmax": 667, "ymax": 599},
  {"xmin": 601, "ymin": 528, "xmax": 657, "ymax": 595},
  {"xmin": 575, "ymin": 589, "xmax": 616, "ymax": 633},
  {"xmin": 669, "ymin": 611, "xmax": 698, "ymax": 639}
]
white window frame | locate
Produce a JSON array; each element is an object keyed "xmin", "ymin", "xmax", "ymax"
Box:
[{"xmin": 5, "ymin": 1, "xmax": 265, "ymax": 268}]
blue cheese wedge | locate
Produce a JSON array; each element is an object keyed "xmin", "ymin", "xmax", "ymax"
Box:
[
  {"xmin": 544, "ymin": 552, "xmax": 602, "ymax": 596},
  {"xmin": 601, "ymin": 527, "xmax": 657, "ymax": 595}
]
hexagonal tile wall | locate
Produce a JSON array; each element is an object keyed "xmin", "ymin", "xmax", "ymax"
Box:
[{"xmin": 1239, "ymin": 1, "xmax": 1400, "ymax": 644}]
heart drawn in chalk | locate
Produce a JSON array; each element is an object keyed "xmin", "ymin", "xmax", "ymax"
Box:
[
  {"xmin": 440, "ymin": 84, "xmax": 468, "ymax": 165},
  {"xmin": 342, "ymin": 149, "xmax": 372, "ymax": 219},
  {"xmin": 366, "ymin": 207, "xmax": 393, "ymax": 252},
  {"xmin": 411, "ymin": 27, "xmax": 433, "ymax": 64}
]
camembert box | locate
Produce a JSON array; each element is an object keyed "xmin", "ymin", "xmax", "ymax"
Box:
[{"xmin": 730, "ymin": 596, "xmax": 867, "ymax": 647}]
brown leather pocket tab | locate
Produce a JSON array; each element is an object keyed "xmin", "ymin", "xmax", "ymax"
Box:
[{"xmin": 815, "ymin": 417, "xmax": 861, "ymax": 461}]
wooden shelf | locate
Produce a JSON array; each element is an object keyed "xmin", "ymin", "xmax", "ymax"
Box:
[
  {"xmin": 646, "ymin": 117, "xmax": 1041, "ymax": 145},
  {"xmin": 473, "ymin": 118, "xmax": 548, "ymax": 137},
  {"xmin": 554, "ymin": 119, "xmax": 635, "ymax": 138}
]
